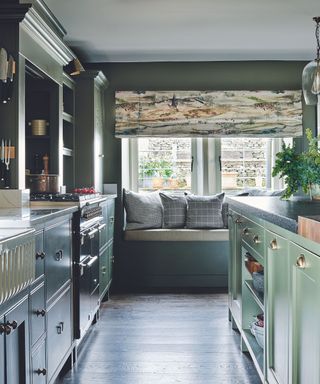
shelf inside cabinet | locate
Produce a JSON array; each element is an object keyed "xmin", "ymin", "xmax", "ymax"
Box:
[
  {"xmin": 242, "ymin": 329, "xmax": 264, "ymax": 380},
  {"xmin": 62, "ymin": 112, "xmax": 74, "ymax": 124},
  {"xmin": 26, "ymin": 135, "xmax": 50, "ymax": 140},
  {"xmin": 244, "ymin": 280, "xmax": 264, "ymax": 310},
  {"xmin": 62, "ymin": 147, "xmax": 73, "ymax": 157}
]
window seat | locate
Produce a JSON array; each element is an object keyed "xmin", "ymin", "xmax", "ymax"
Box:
[{"xmin": 124, "ymin": 228, "xmax": 229, "ymax": 242}]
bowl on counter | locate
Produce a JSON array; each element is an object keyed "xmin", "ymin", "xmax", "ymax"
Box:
[{"xmin": 250, "ymin": 318, "xmax": 264, "ymax": 349}]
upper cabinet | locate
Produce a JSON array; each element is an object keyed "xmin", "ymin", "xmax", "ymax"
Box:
[
  {"xmin": 74, "ymin": 71, "xmax": 108, "ymax": 193},
  {"xmin": 0, "ymin": 0, "xmax": 75, "ymax": 189}
]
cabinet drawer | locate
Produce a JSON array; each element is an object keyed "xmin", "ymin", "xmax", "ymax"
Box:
[
  {"xmin": 45, "ymin": 220, "xmax": 71, "ymax": 300},
  {"xmin": 30, "ymin": 282, "xmax": 46, "ymax": 347},
  {"xmin": 31, "ymin": 340, "xmax": 47, "ymax": 384},
  {"xmin": 35, "ymin": 231, "xmax": 45, "ymax": 280},
  {"xmin": 47, "ymin": 287, "xmax": 72, "ymax": 381},
  {"xmin": 240, "ymin": 217, "xmax": 265, "ymax": 259}
]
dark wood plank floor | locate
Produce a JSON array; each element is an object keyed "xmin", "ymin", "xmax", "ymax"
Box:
[{"xmin": 61, "ymin": 293, "xmax": 261, "ymax": 384}]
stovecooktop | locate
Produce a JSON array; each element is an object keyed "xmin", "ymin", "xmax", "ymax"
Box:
[{"xmin": 30, "ymin": 193, "xmax": 102, "ymax": 202}]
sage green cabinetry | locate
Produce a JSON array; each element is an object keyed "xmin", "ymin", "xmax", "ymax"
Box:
[
  {"xmin": 74, "ymin": 71, "xmax": 108, "ymax": 192},
  {"xmin": 265, "ymin": 230, "xmax": 290, "ymax": 384},
  {"xmin": 290, "ymin": 242, "xmax": 320, "ymax": 384}
]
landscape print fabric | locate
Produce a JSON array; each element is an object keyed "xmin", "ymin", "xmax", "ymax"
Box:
[{"xmin": 115, "ymin": 90, "xmax": 302, "ymax": 138}]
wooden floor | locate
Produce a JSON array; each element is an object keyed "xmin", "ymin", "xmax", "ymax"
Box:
[{"xmin": 61, "ymin": 293, "xmax": 261, "ymax": 384}]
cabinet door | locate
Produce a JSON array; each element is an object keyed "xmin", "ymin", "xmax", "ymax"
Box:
[
  {"xmin": 0, "ymin": 316, "xmax": 4, "ymax": 384},
  {"xmin": 47, "ymin": 287, "xmax": 72, "ymax": 381},
  {"xmin": 99, "ymin": 246, "xmax": 109, "ymax": 299},
  {"xmin": 108, "ymin": 242, "xmax": 113, "ymax": 284},
  {"xmin": 266, "ymin": 230, "xmax": 290, "ymax": 384},
  {"xmin": 290, "ymin": 242, "xmax": 320, "ymax": 384},
  {"xmin": 5, "ymin": 295, "xmax": 30, "ymax": 384},
  {"xmin": 107, "ymin": 200, "xmax": 115, "ymax": 243},
  {"xmin": 44, "ymin": 219, "xmax": 71, "ymax": 301},
  {"xmin": 228, "ymin": 211, "xmax": 243, "ymax": 326}
]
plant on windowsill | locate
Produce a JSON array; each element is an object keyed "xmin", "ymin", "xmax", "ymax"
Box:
[{"xmin": 272, "ymin": 128, "xmax": 320, "ymax": 199}]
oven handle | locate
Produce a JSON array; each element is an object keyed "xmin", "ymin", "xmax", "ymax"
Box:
[
  {"xmin": 88, "ymin": 227, "xmax": 99, "ymax": 239},
  {"xmin": 87, "ymin": 255, "xmax": 98, "ymax": 267},
  {"xmin": 98, "ymin": 223, "xmax": 106, "ymax": 231}
]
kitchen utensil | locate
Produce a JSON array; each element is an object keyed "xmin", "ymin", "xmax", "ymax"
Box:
[
  {"xmin": 6, "ymin": 55, "xmax": 15, "ymax": 102},
  {"xmin": 43, "ymin": 154, "xmax": 49, "ymax": 174},
  {"xmin": 26, "ymin": 174, "xmax": 59, "ymax": 193},
  {"xmin": 0, "ymin": 48, "xmax": 8, "ymax": 103},
  {"xmin": 4, "ymin": 139, "xmax": 10, "ymax": 170},
  {"xmin": 28, "ymin": 120, "xmax": 49, "ymax": 136}
]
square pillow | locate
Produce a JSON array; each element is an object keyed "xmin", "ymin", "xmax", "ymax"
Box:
[
  {"xmin": 159, "ymin": 193, "xmax": 187, "ymax": 228},
  {"xmin": 124, "ymin": 189, "xmax": 163, "ymax": 230},
  {"xmin": 186, "ymin": 193, "xmax": 225, "ymax": 229}
]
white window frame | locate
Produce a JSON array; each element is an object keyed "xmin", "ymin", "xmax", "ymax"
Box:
[{"xmin": 122, "ymin": 137, "xmax": 287, "ymax": 194}]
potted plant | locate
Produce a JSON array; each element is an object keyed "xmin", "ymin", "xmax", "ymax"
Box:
[{"xmin": 272, "ymin": 128, "xmax": 320, "ymax": 199}]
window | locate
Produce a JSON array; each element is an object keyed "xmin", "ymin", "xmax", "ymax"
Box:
[
  {"xmin": 123, "ymin": 137, "xmax": 292, "ymax": 194},
  {"xmin": 137, "ymin": 138, "xmax": 192, "ymax": 192}
]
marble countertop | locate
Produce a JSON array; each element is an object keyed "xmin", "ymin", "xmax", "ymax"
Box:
[
  {"xmin": 0, "ymin": 205, "xmax": 78, "ymax": 228},
  {"xmin": 226, "ymin": 196, "xmax": 320, "ymax": 233}
]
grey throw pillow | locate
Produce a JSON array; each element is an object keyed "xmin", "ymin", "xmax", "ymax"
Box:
[
  {"xmin": 124, "ymin": 189, "xmax": 163, "ymax": 230},
  {"xmin": 186, "ymin": 193, "xmax": 225, "ymax": 229},
  {"xmin": 159, "ymin": 193, "xmax": 187, "ymax": 228}
]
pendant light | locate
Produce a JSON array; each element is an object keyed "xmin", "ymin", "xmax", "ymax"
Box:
[{"xmin": 302, "ymin": 17, "xmax": 320, "ymax": 105}]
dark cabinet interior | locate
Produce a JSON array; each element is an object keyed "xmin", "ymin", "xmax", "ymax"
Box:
[{"xmin": 25, "ymin": 62, "xmax": 59, "ymax": 177}]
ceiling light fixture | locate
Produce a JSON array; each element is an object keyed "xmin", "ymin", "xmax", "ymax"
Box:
[{"xmin": 302, "ymin": 17, "xmax": 320, "ymax": 105}]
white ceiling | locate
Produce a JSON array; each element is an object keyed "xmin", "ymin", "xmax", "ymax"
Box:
[{"xmin": 45, "ymin": 0, "xmax": 320, "ymax": 63}]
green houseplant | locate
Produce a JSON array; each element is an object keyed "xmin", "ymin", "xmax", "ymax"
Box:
[{"xmin": 272, "ymin": 128, "xmax": 320, "ymax": 199}]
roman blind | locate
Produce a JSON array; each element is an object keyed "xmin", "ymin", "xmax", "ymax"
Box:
[{"xmin": 115, "ymin": 90, "xmax": 302, "ymax": 138}]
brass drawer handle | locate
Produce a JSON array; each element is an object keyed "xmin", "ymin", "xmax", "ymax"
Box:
[
  {"xmin": 6, "ymin": 320, "xmax": 17, "ymax": 330},
  {"xmin": 296, "ymin": 254, "xmax": 306, "ymax": 269},
  {"xmin": 253, "ymin": 235, "xmax": 260, "ymax": 244},
  {"xmin": 270, "ymin": 239, "xmax": 278, "ymax": 250}
]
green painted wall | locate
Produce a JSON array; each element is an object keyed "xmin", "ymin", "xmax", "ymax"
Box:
[{"xmin": 87, "ymin": 61, "xmax": 316, "ymax": 289}]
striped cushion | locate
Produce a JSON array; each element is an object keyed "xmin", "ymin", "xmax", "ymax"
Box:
[
  {"xmin": 124, "ymin": 189, "xmax": 163, "ymax": 230},
  {"xmin": 186, "ymin": 193, "xmax": 224, "ymax": 229},
  {"xmin": 159, "ymin": 193, "xmax": 187, "ymax": 228}
]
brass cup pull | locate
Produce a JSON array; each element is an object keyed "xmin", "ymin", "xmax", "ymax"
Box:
[
  {"xmin": 242, "ymin": 227, "xmax": 249, "ymax": 236},
  {"xmin": 253, "ymin": 235, "xmax": 260, "ymax": 244},
  {"xmin": 7, "ymin": 320, "xmax": 17, "ymax": 330},
  {"xmin": 270, "ymin": 239, "xmax": 278, "ymax": 250},
  {"xmin": 36, "ymin": 368, "xmax": 47, "ymax": 376},
  {"xmin": 55, "ymin": 250, "xmax": 63, "ymax": 261},
  {"xmin": 35, "ymin": 309, "xmax": 46, "ymax": 317},
  {"xmin": 296, "ymin": 254, "xmax": 306, "ymax": 269}
]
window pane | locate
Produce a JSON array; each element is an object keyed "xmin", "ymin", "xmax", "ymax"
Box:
[
  {"xmin": 138, "ymin": 138, "xmax": 192, "ymax": 192},
  {"xmin": 221, "ymin": 138, "xmax": 270, "ymax": 192}
]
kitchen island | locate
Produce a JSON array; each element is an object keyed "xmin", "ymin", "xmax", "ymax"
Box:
[{"xmin": 227, "ymin": 196, "xmax": 320, "ymax": 384}]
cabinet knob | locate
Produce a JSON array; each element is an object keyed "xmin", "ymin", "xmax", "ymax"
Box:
[
  {"xmin": 36, "ymin": 251, "xmax": 45, "ymax": 260},
  {"xmin": 35, "ymin": 368, "xmax": 47, "ymax": 376},
  {"xmin": 0, "ymin": 324, "xmax": 12, "ymax": 335},
  {"xmin": 7, "ymin": 320, "xmax": 17, "ymax": 330},
  {"xmin": 252, "ymin": 235, "xmax": 260, "ymax": 244},
  {"xmin": 56, "ymin": 321, "xmax": 64, "ymax": 334},
  {"xmin": 242, "ymin": 227, "xmax": 249, "ymax": 236},
  {"xmin": 235, "ymin": 218, "xmax": 242, "ymax": 224},
  {"xmin": 296, "ymin": 254, "xmax": 306, "ymax": 269},
  {"xmin": 35, "ymin": 309, "xmax": 46, "ymax": 317},
  {"xmin": 270, "ymin": 239, "xmax": 278, "ymax": 250}
]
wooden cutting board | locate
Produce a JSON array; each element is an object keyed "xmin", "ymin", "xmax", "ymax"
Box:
[{"xmin": 298, "ymin": 216, "xmax": 320, "ymax": 243}]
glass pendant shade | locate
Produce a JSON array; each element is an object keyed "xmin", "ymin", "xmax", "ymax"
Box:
[
  {"xmin": 302, "ymin": 60, "xmax": 319, "ymax": 105},
  {"xmin": 311, "ymin": 61, "xmax": 320, "ymax": 94}
]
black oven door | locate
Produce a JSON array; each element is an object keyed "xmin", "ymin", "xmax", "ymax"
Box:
[{"xmin": 78, "ymin": 224, "xmax": 100, "ymax": 339}]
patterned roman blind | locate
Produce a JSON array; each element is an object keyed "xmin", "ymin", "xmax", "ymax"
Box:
[{"xmin": 115, "ymin": 90, "xmax": 303, "ymax": 138}]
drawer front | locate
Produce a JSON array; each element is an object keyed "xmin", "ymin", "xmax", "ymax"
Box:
[
  {"xmin": 47, "ymin": 287, "xmax": 72, "ymax": 381},
  {"xmin": 31, "ymin": 340, "xmax": 47, "ymax": 384},
  {"xmin": 240, "ymin": 216, "xmax": 265, "ymax": 258},
  {"xmin": 45, "ymin": 220, "xmax": 71, "ymax": 301},
  {"xmin": 30, "ymin": 282, "xmax": 46, "ymax": 347},
  {"xmin": 35, "ymin": 231, "xmax": 45, "ymax": 280}
]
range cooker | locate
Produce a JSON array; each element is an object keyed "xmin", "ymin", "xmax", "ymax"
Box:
[{"xmin": 31, "ymin": 192, "xmax": 107, "ymax": 340}]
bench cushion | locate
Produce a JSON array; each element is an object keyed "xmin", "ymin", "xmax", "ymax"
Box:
[{"xmin": 124, "ymin": 228, "xmax": 229, "ymax": 242}]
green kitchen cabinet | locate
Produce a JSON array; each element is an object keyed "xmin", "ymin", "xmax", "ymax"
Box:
[
  {"xmin": 228, "ymin": 210, "xmax": 243, "ymax": 328},
  {"xmin": 265, "ymin": 230, "xmax": 290, "ymax": 384},
  {"xmin": 289, "ymin": 242, "xmax": 320, "ymax": 384}
]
